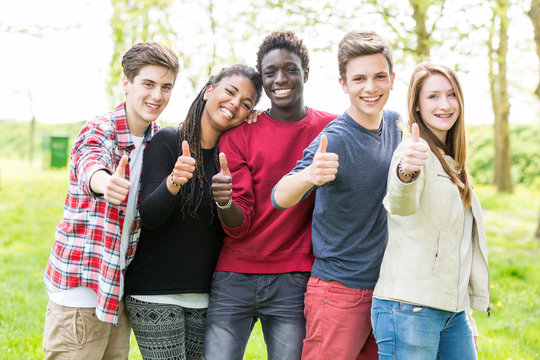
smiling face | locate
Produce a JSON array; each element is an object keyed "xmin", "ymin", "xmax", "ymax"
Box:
[
  {"xmin": 417, "ymin": 73, "xmax": 460, "ymax": 143},
  {"xmin": 123, "ymin": 64, "xmax": 175, "ymax": 136},
  {"xmin": 260, "ymin": 48, "xmax": 308, "ymax": 110},
  {"xmin": 339, "ymin": 53, "xmax": 394, "ymax": 128},
  {"xmin": 201, "ymin": 74, "xmax": 257, "ymax": 137}
]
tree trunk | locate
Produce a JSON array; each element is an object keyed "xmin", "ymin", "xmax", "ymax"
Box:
[
  {"xmin": 528, "ymin": 0, "xmax": 540, "ymax": 98},
  {"xmin": 528, "ymin": 0, "xmax": 540, "ymax": 238},
  {"xmin": 488, "ymin": 0, "xmax": 513, "ymax": 192},
  {"xmin": 410, "ymin": 0, "xmax": 431, "ymax": 60}
]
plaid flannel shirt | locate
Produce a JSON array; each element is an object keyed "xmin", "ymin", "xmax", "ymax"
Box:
[{"xmin": 44, "ymin": 103, "xmax": 159, "ymax": 325}]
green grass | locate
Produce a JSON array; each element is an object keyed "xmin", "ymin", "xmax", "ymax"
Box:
[{"xmin": 0, "ymin": 160, "xmax": 538, "ymax": 359}]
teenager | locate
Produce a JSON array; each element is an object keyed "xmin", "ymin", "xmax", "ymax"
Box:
[
  {"xmin": 204, "ymin": 31, "xmax": 336, "ymax": 360},
  {"xmin": 123, "ymin": 64, "xmax": 262, "ymax": 360},
  {"xmin": 272, "ymin": 30, "xmax": 401, "ymax": 360},
  {"xmin": 371, "ymin": 63, "xmax": 490, "ymax": 359},
  {"xmin": 43, "ymin": 42, "xmax": 179, "ymax": 359}
]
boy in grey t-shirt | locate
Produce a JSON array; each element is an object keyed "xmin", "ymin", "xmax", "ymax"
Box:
[{"xmin": 271, "ymin": 30, "xmax": 401, "ymax": 359}]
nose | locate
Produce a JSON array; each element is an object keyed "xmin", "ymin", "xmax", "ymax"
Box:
[
  {"xmin": 151, "ymin": 87, "xmax": 163, "ymax": 101},
  {"xmin": 439, "ymin": 96, "xmax": 451, "ymax": 110},
  {"xmin": 275, "ymin": 70, "xmax": 286, "ymax": 84},
  {"xmin": 365, "ymin": 78, "xmax": 378, "ymax": 92},
  {"xmin": 230, "ymin": 96, "xmax": 240, "ymax": 110}
]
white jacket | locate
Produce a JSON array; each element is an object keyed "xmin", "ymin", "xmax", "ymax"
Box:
[{"xmin": 374, "ymin": 138, "xmax": 490, "ymax": 314}]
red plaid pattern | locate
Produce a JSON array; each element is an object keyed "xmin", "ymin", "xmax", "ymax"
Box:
[{"xmin": 44, "ymin": 103, "xmax": 159, "ymax": 325}]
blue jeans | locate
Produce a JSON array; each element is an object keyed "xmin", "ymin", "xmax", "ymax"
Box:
[
  {"xmin": 204, "ymin": 271, "xmax": 309, "ymax": 360},
  {"xmin": 371, "ymin": 298, "xmax": 477, "ymax": 360}
]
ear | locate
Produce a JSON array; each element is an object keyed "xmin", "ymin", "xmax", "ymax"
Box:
[
  {"xmin": 390, "ymin": 72, "xmax": 395, "ymax": 90},
  {"xmin": 303, "ymin": 67, "xmax": 310, "ymax": 83},
  {"xmin": 339, "ymin": 77, "xmax": 349, "ymax": 95},
  {"xmin": 203, "ymin": 84, "xmax": 214, "ymax": 101},
  {"xmin": 122, "ymin": 74, "xmax": 130, "ymax": 94}
]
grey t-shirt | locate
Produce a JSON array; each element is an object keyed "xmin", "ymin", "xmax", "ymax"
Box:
[{"xmin": 280, "ymin": 110, "xmax": 402, "ymax": 289}]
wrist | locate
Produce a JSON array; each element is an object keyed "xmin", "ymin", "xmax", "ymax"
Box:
[
  {"xmin": 216, "ymin": 197, "xmax": 232, "ymax": 210},
  {"xmin": 398, "ymin": 160, "xmax": 419, "ymax": 181},
  {"xmin": 170, "ymin": 171, "xmax": 181, "ymax": 188}
]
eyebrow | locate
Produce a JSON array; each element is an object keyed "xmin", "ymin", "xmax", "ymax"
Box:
[{"xmin": 141, "ymin": 78, "xmax": 174, "ymax": 86}]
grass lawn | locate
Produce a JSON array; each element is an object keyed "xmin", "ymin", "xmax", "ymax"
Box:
[{"xmin": 0, "ymin": 159, "xmax": 538, "ymax": 359}]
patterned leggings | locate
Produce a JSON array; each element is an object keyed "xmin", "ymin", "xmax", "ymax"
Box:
[{"xmin": 125, "ymin": 296, "xmax": 206, "ymax": 360}]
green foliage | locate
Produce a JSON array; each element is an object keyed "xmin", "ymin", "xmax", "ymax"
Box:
[{"xmin": 467, "ymin": 123, "xmax": 540, "ymax": 188}]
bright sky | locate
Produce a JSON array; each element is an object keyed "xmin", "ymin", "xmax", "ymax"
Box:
[{"xmin": 1, "ymin": 0, "xmax": 538, "ymax": 125}]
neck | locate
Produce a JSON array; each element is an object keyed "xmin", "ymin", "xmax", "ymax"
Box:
[
  {"xmin": 268, "ymin": 101, "xmax": 307, "ymax": 123},
  {"xmin": 348, "ymin": 110, "xmax": 382, "ymax": 130},
  {"xmin": 200, "ymin": 114, "xmax": 220, "ymax": 149}
]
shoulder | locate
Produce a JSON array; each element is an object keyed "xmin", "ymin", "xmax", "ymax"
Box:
[
  {"xmin": 308, "ymin": 108, "xmax": 339, "ymax": 123},
  {"xmin": 152, "ymin": 126, "xmax": 179, "ymax": 141}
]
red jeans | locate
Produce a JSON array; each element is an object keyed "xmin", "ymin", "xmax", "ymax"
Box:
[{"xmin": 301, "ymin": 277, "xmax": 377, "ymax": 360}]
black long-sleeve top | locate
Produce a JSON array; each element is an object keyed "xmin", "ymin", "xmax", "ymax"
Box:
[{"xmin": 124, "ymin": 126, "xmax": 224, "ymax": 295}]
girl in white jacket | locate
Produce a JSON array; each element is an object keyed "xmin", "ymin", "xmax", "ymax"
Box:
[{"xmin": 372, "ymin": 63, "xmax": 490, "ymax": 359}]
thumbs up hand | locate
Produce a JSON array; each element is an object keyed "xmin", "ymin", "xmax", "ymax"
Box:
[
  {"xmin": 211, "ymin": 152, "xmax": 233, "ymax": 207},
  {"xmin": 170, "ymin": 141, "xmax": 196, "ymax": 188},
  {"xmin": 103, "ymin": 154, "xmax": 131, "ymax": 205},
  {"xmin": 309, "ymin": 134, "xmax": 339, "ymax": 186},
  {"xmin": 399, "ymin": 123, "xmax": 429, "ymax": 175}
]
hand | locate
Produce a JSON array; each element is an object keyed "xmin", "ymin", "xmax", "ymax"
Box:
[
  {"xmin": 211, "ymin": 152, "xmax": 233, "ymax": 207},
  {"xmin": 473, "ymin": 336, "xmax": 478, "ymax": 351},
  {"xmin": 399, "ymin": 123, "xmax": 429, "ymax": 174},
  {"xmin": 309, "ymin": 134, "xmax": 339, "ymax": 186},
  {"xmin": 103, "ymin": 155, "xmax": 131, "ymax": 205},
  {"xmin": 171, "ymin": 141, "xmax": 196, "ymax": 186},
  {"xmin": 245, "ymin": 109, "xmax": 263, "ymax": 124}
]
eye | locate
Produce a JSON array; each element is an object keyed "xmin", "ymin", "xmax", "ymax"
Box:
[
  {"xmin": 287, "ymin": 67, "xmax": 299, "ymax": 73},
  {"xmin": 428, "ymin": 94, "xmax": 437, "ymax": 99},
  {"xmin": 376, "ymin": 74, "xmax": 388, "ymax": 80},
  {"xmin": 225, "ymin": 88, "xmax": 233, "ymax": 95},
  {"xmin": 449, "ymin": 92, "xmax": 456, "ymax": 97},
  {"xmin": 162, "ymin": 85, "xmax": 172, "ymax": 91},
  {"xmin": 264, "ymin": 70, "xmax": 275, "ymax": 77},
  {"xmin": 242, "ymin": 102, "xmax": 251, "ymax": 110},
  {"xmin": 144, "ymin": 82, "xmax": 154, "ymax": 88},
  {"xmin": 352, "ymin": 76, "xmax": 365, "ymax": 82}
]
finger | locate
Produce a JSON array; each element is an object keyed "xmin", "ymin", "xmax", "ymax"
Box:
[
  {"xmin": 317, "ymin": 134, "xmax": 328, "ymax": 154},
  {"xmin": 412, "ymin": 123, "xmax": 420, "ymax": 143},
  {"xmin": 182, "ymin": 140, "xmax": 191, "ymax": 157},
  {"xmin": 116, "ymin": 155, "xmax": 129, "ymax": 178},
  {"xmin": 219, "ymin": 152, "xmax": 231, "ymax": 177}
]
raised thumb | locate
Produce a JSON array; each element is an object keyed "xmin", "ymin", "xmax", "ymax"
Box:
[
  {"xmin": 411, "ymin": 123, "xmax": 420, "ymax": 143},
  {"xmin": 219, "ymin": 152, "xmax": 231, "ymax": 177},
  {"xmin": 182, "ymin": 140, "xmax": 191, "ymax": 157},
  {"xmin": 317, "ymin": 134, "xmax": 328, "ymax": 153},
  {"xmin": 116, "ymin": 154, "xmax": 129, "ymax": 178}
]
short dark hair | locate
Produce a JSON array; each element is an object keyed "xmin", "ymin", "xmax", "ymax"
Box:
[
  {"xmin": 337, "ymin": 30, "xmax": 393, "ymax": 81},
  {"xmin": 121, "ymin": 42, "xmax": 180, "ymax": 82},
  {"xmin": 256, "ymin": 31, "xmax": 310, "ymax": 73}
]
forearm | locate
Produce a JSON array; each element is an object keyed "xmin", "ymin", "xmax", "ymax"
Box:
[
  {"xmin": 273, "ymin": 167, "xmax": 314, "ymax": 209},
  {"xmin": 217, "ymin": 202, "xmax": 244, "ymax": 228}
]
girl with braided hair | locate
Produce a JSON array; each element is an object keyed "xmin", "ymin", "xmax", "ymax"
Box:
[{"xmin": 124, "ymin": 64, "xmax": 262, "ymax": 360}]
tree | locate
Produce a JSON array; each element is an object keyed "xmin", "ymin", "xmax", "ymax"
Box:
[
  {"xmin": 527, "ymin": 0, "xmax": 540, "ymax": 238},
  {"xmin": 529, "ymin": 0, "xmax": 540, "ymax": 98},
  {"xmin": 108, "ymin": 0, "xmax": 175, "ymax": 104},
  {"xmin": 364, "ymin": 0, "xmax": 448, "ymax": 61},
  {"xmin": 488, "ymin": 0, "xmax": 513, "ymax": 192}
]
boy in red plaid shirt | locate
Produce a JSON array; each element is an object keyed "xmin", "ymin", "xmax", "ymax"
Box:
[{"xmin": 43, "ymin": 42, "xmax": 179, "ymax": 360}]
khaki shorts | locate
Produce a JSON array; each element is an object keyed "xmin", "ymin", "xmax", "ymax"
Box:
[{"xmin": 43, "ymin": 300, "xmax": 131, "ymax": 360}]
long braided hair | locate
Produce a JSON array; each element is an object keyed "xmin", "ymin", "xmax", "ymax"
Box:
[
  {"xmin": 407, "ymin": 63, "xmax": 473, "ymax": 209},
  {"xmin": 177, "ymin": 64, "xmax": 262, "ymax": 218}
]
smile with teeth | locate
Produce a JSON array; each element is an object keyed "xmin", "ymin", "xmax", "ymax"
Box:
[
  {"xmin": 274, "ymin": 89, "xmax": 292, "ymax": 95},
  {"xmin": 361, "ymin": 95, "xmax": 381, "ymax": 102},
  {"xmin": 220, "ymin": 107, "xmax": 234, "ymax": 119},
  {"xmin": 435, "ymin": 114, "xmax": 453, "ymax": 118},
  {"xmin": 146, "ymin": 103, "xmax": 160, "ymax": 110}
]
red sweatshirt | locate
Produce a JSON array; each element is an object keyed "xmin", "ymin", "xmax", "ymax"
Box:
[{"xmin": 215, "ymin": 108, "xmax": 336, "ymax": 273}]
